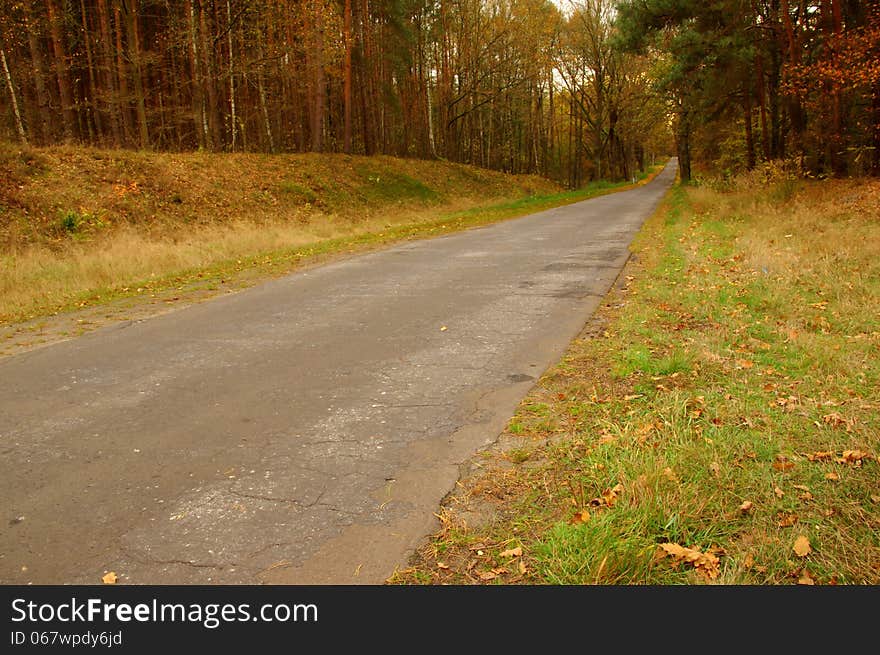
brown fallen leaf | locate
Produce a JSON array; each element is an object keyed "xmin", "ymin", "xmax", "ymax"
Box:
[
  {"xmin": 570, "ymin": 509, "xmax": 591, "ymax": 524},
  {"xmin": 793, "ymin": 535, "xmax": 812, "ymax": 558},
  {"xmin": 798, "ymin": 570, "xmax": 815, "ymax": 585},
  {"xmin": 838, "ymin": 449, "xmax": 870, "ymax": 465},
  {"xmin": 102, "ymin": 572, "xmax": 118, "ymax": 585},
  {"xmin": 777, "ymin": 513, "xmax": 798, "ymax": 528},
  {"xmin": 821, "ymin": 413, "xmax": 845, "ymax": 427},
  {"xmin": 739, "ymin": 501, "xmax": 753, "ymax": 513},
  {"xmin": 772, "ymin": 457, "xmax": 795, "ymax": 472},
  {"xmin": 478, "ymin": 571, "xmax": 497, "ymax": 581},
  {"xmin": 657, "ymin": 543, "xmax": 721, "ymax": 580},
  {"xmin": 594, "ymin": 483, "xmax": 625, "ymax": 508},
  {"xmin": 792, "ymin": 484, "xmax": 810, "ymax": 491},
  {"xmin": 743, "ymin": 553, "xmax": 754, "ymax": 570},
  {"xmin": 774, "ymin": 486, "xmax": 785, "ymax": 498},
  {"xmin": 806, "ymin": 451, "xmax": 834, "ymax": 461},
  {"xmin": 824, "ymin": 472, "xmax": 839, "ymax": 481},
  {"xmin": 735, "ymin": 359, "xmax": 754, "ymax": 369},
  {"xmin": 437, "ymin": 562, "xmax": 450, "ymax": 570},
  {"xmin": 499, "ymin": 546, "xmax": 523, "ymax": 559},
  {"xmin": 871, "ymin": 495, "xmax": 880, "ymax": 504},
  {"xmin": 518, "ymin": 560, "xmax": 527, "ymax": 575}
]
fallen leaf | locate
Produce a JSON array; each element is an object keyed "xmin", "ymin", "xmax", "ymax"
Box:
[
  {"xmin": 774, "ymin": 486, "xmax": 785, "ymax": 498},
  {"xmin": 499, "ymin": 546, "xmax": 523, "ymax": 559},
  {"xmin": 657, "ymin": 543, "xmax": 721, "ymax": 580},
  {"xmin": 570, "ymin": 509, "xmax": 591, "ymax": 524},
  {"xmin": 709, "ymin": 461, "xmax": 720, "ymax": 476},
  {"xmin": 824, "ymin": 472, "xmax": 839, "ymax": 481},
  {"xmin": 871, "ymin": 495, "xmax": 880, "ymax": 504},
  {"xmin": 838, "ymin": 449, "xmax": 870, "ymax": 464},
  {"xmin": 478, "ymin": 571, "xmax": 497, "ymax": 581},
  {"xmin": 623, "ymin": 394, "xmax": 643, "ymax": 401},
  {"xmin": 793, "ymin": 535, "xmax": 811, "ymax": 558},
  {"xmin": 792, "ymin": 484, "xmax": 810, "ymax": 491},
  {"xmin": 662, "ymin": 467, "xmax": 679, "ymax": 483},
  {"xmin": 821, "ymin": 413, "xmax": 845, "ymax": 427},
  {"xmin": 739, "ymin": 501, "xmax": 753, "ymax": 513},
  {"xmin": 102, "ymin": 572, "xmax": 118, "ymax": 585},
  {"xmin": 437, "ymin": 562, "xmax": 450, "ymax": 570},
  {"xmin": 735, "ymin": 359, "xmax": 754, "ymax": 369},
  {"xmin": 806, "ymin": 451, "xmax": 834, "ymax": 461},
  {"xmin": 777, "ymin": 513, "xmax": 798, "ymax": 528},
  {"xmin": 519, "ymin": 560, "xmax": 527, "ymax": 575},
  {"xmin": 798, "ymin": 570, "xmax": 815, "ymax": 585},
  {"xmin": 772, "ymin": 457, "xmax": 795, "ymax": 472},
  {"xmin": 743, "ymin": 553, "xmax": 754, "ymax": 570},
  {"xmin": 799, "ymin": 491, "xmax": 814, "ymax": 502}
]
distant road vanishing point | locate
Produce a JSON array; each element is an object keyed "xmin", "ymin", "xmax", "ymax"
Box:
[{"xmin": 0, "ymin": 160, "xmax": 676, "ymax": 584}]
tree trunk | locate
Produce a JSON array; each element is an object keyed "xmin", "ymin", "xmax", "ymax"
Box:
[
  {"xmin": 96, "ymin": 0, "xmax": 122, "ymax": 145},
  {"xmin": 676, "ymin": 106, "xmax": 692, "ymax": 183},
  {"xmin": 360, "ymin": 0, "xmax": 375, "ymax": 155},
  {"xmin": 226, "ymin": 0, "xmax": 237, "ymax": 151},
  {"xmin": 1, "ymin": 48, "xmax": 28, "ymax": 144},
  {"xmin": 255, "ymin": 31, "xmax": 274, "ymax": 152},
  {"xmin": 122, "ymin": 0, "xmax": 149, "ymax": 148},
  {"xmin": 80, "ymin": 0, "xmax": 105, "ymax": 144},
  {"xmin": 872, "ymin": 81, "xmax": 880, "ymax": 176},
  {"xmin": 755, "ymin": 52, "xmax": 770, "ymax": 160},
  {"xmin": 24, "ymin": 10, "xmax": 53, "ymax": 144},
  {"xmin": 114, "ymin": 3, "xmax": 134, "ymax": 143},
  {"xmin": 343, "ymin": 0, "xmax": 352, "ymax": 153},
  {"xmin": 744, "ymin": 85, "xmax": 756, "ymax": 170},
  {"xmin": 187, "ymin": 0, "xmax": 207, "ymax": 149},
  {"xmin": 199, "ymin": 1, "xmax": 220, "ymax": 149},
  {"xmin": 309, "ymin": 1, "xmax": 326, "ymax": 153},
  {"xmin": 46, "ymin": 0, "xmax": 78, "ymax": 141}
]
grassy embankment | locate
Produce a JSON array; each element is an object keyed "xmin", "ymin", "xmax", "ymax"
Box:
[
  {"xmin": 0, "ymin": 143, "xmax": 660, "ymax": 329},
  {"xmin": 392, "ymin": 168, "xmax": 880, "ymax": 585}
]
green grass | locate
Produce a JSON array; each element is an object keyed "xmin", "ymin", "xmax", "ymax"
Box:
[{"xmin": 390, "ymin": 172, "xmax": 880, "ymax": 586}]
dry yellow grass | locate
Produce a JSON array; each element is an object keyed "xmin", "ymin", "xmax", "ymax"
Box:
[{"xmin": 0, "ymin": 142, "xmax": 560, "ymax": 323}]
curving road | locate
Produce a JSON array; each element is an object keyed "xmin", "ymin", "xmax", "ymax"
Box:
[{"xmin": 0, "ymin": 160, "xmax": 675, "ymax": 584}]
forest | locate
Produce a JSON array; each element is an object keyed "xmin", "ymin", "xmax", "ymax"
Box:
[{"xmin": 0, "ymin": 0, "xmax": 878, "ymax": 184}]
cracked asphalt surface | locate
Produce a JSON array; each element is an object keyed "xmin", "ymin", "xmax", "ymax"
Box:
[{"xmin": 0, "ymin": 161, "xmax": 675, "ymax": 584}]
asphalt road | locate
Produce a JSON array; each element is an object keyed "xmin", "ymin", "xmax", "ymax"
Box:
[{"xmin": 0, "ymin": 161, "xmax": 676, "ymax": 584}]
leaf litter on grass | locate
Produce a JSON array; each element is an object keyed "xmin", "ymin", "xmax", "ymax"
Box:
[{"xmin": 392, "ymin": 175, "xmax": 880, "ymax": 586}]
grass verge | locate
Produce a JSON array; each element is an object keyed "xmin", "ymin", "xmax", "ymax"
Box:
[
  {"xmin": 390, "ymin": 170, "xmax": 880, "ymax": 585},
  {"xmin": 0, "ymin": 142, "xmax": 661, "ymax": 330}
]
